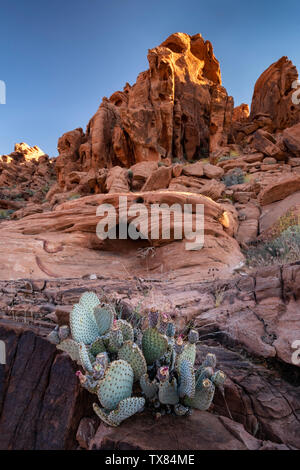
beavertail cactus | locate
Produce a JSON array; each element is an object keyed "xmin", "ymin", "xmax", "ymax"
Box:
[
  {"xmin": 108, "ymin": 323, "xmax": 124, "ymax": 353},
  {"xmin": 142, "ymin": 327, "xmax": 168, "ymax": 364},
  {"xmin": 93, "ymin": 397, "xmax": 145, "ymax": 427},
  {"xmin": 140, "ymin": 374, "xmax": 158, "ymax": 399},
  {"xmin": 93, "ymin": 305, "xmax": 114, "ymax": 335},
  {"xmin": 158, "ymin": 376, "xmax": 179, "ymax": 405},
  {"xmin": 97, "ymin": 360, "xmax": 134, "ymax": 410},
  {"xmin": 118, "ymin": 341, "xmax": 147, "ymax": 381},
  {"xmin": 115, "ymin": 319, "xmax": 134, "ymax": 342},
  {"xmin": 70, "ymin": 302, "xmax": 99, "ymax": 344},
  {"xmin": 49, "ymin": 291, "xmax": 227, "ymax": 427},
  {"xmin": 178, "ymin": 359, "xmax": 196, "ymax": 399},
  {"xmin": 184, "ymin": 378, "xmax": 215, "ymax": 411}
]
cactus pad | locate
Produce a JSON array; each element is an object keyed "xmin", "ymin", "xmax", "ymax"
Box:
[
  {"xmin": 93, "ymin": 397, "xmax": 145, "ymax": 427},
  {"xmin": 142, "ymin": 328, "xmax": 168, "ymax": 365},
  {"xmin": 158, "ymin": 378, "xmax": 179, "ymax": 405},
  {"xmin": 89, "ymin": 337, "xmax": 106, "ymax": 357},
  {"xmin": 79, "ymin": 291, "xmax": 100, "ymax": 313},
  {"xmin": 93, "ymin": 305, "xmax": 114, "ymax": 335},
  {"xmin": 97, "ymin": 360, "xmax": 134, "ymax": 410},
  {"xmin": 118, "ymin": 341, "xmax": 147, "ymax": 382},
  {"xmin": 115, "ymin": 319, "xmax": 134, "ymax": 342},
  {"xmin": 211, "ymin": 370, "xmax": 226, "ymax": 387},
  {"xmin": 202, "ymin": 353, "xmax": 217, "ymax": 369},
  {"xmin": 166, "ymin": 322, "xmax": 176, "ymax": 338},
  {"xmin": 140, "ymin": 374, "xmax": 158, "ymax": 399},
  {"xmin": 70, "ymin": 303, "xmax": 99, "ymax": 344},
  {"xmin": 79, "ymin": 343, "xmax": 94, "ymax": 372},
  {"xmin": 57, "ymin": 339, "xmax": 81, "ymax": 364},
  {"xmin": 178, "ymin": 359, "xmax": 195, "ymax": 399},
  {"xmin": 195, "ymin": 366, "xmax": 214, "ymax": 390},
  {"xmin": 184, "ymin": 378, "xmax": 215, "ymax": 411},
  {"xmin": 188, "ymin": 329, "xmax": 199, "ymax": 344},
  {"xmin": 108, "ymin": 328, "xmax": 124, "ymax": 353}
]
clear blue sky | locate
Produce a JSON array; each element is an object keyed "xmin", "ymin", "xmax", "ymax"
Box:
[{"xmin": 1, "ymin": 0, "xmax": 300, "ymax": 157}]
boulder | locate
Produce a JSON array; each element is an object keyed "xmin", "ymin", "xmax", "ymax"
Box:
[
  {"xmin": 203, "ymin": 163, "xmax": 224, "ymax": 179},
  {"xmin": 129, "ymin": 161, "xmax": 158, "ymax": 190},
  {"xmin": 182, "ymin": 162, "xmax": 204, "ymax": 177},
  {"xmin": 282, "ymin": 122, "xmax": 300, "ymax": 157},
  {"xmin": 89, "ymin": 410, "xmax": 283, "ymax": 451},
  {"xmin": 106, "ymin": 166, "xmax": 129, "ymax": 193},
  {"xmin": 0, "ymin": 321, "xmax": 93, "ymax": 450},
  {"xmin": 141, "ymin": 165, "xmax": 173, "ymax": 191},
  {"xmin": 252, "ymin": 130, "xmax": 285, "ymax": 160},
  {"xmin": 258, "ymin": 176, "xmax": 300, "ymax": 205},
  {"xmin": 250, "ymin": 56, "xmax": 300, "ymax": 132}
]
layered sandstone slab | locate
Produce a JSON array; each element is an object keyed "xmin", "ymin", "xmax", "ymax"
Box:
[{"xmin": 0, "ymin": 191, "xmax": 243, "ymax": 281}]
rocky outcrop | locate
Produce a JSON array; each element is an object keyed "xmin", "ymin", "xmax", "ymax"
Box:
[
  {"xmin": 0, "ymin": 260, "xmax": 299, "ymax": 449},
  {"xmin": 258, "ymin": 175, "xmax": 300, "ymax": 206},
  {"xmin": 232, "ymin": 104, "xmax": 250, "ymax": 122},
  {"xmin": 0, "ymin": 321, "xmax": 94, "ymax": 450},
  {"xmin": 89, "ymin": 410, "xmax": 288, "ymax": 450},
  {"xmin": 0, "ymin": 143, "xmax": 56, "ymax": 207},
  {"xmin": 282, "ymin": 122, "xmax": 300, "ymax": 157},
  {"xmin": 250, "ymin": 57, "xmax": 300, "ymax": 132},
  {"xmin": 55, "ymin": 33, "xmax": 234, "ymax": 193},
  {"xmin": 232, "ymin": 57, "xmax": 300, "ymax": 147},
  {"xmin": 0, "ymin": 191, "xmax": 243, "ymax": 281}
]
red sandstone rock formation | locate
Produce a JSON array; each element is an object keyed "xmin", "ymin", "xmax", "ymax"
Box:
[
  {"xmin": 232, "ymin": 57, "xmax": 300, "ymax": 146},
  {"xmin": 232, "ymin": 103, "xmax": 249, "ymax": 122},
  {"xmin": 250, "ymin": 56, "xmax": 300, "ymax": 131},
  {"xmin": 55, "ymin": 33, "xmax": 234, "ymax": 192},
  {"xmin": 0, "ymin": 191, "xmax": 243, "ymax": 281},
  {"xmin": 0, "ymin": 143, "xmax": 56, "ymax": 209}
]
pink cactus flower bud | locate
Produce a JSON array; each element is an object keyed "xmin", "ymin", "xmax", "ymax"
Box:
[{"xmin": 177, "ymin": 335, "xmax": 184, "ymax": 345}]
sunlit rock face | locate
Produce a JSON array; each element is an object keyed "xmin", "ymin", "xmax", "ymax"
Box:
[
  {"xmin": 55, "ymin": 33, "xmax": 234, "ymax": 191},
  {"xmin": 250, "ymin": 56, "xmax": 300, "ymax": 131}
]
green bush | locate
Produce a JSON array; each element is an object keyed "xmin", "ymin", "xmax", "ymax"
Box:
[
  {"xmin": 0, "ymin": 209, "xmax": 14, "ymax": 219},
  {"xmin": 222, "ymin": 168, "xmax": 245, "ymax": 187},
  {"xmin": 246, "ymin": 225, "xmax": 300, "ymax": 267}
]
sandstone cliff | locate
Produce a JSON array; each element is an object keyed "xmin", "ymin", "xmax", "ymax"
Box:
[{"xmin": 55, "ymin": 33, "xmax": 234, "ymax": 192}]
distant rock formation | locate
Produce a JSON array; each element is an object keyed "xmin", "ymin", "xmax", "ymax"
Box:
[
  {"xmin": 233, "ymin": 57, "xmax": 300, "ymax": 145},
  {"xmin": 232, "ymin": 104, "xmax": 249, "ymax": 122},
  {"xmin": 0, "ymin": 143, "xmax": 55, "ymax": 203},
  {"xmin": 250, "ymin": 56, "xmax": 300, "ymax": 131}
]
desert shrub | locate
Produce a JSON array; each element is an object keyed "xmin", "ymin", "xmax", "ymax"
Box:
[
  {"xmin": 246, "ymin": 225, "xmax": 300, "ymax": 267},
  {"xmin": 0, "ymin": 209, "xmax": 14, "ymax": 219},
  {"xmin": 24, "ymin": 188, "xmax": 35, "ymax": 197},
  {"xmin": 244, "ymin": 174, "xmax": 254, "ymax": 183},
  {"xmin": 67, "ymin": 194, "xmax": 81, "ymax": 201},
  {"xmin": 42, "ymin": 184, "xmax": 50, "ymax": 194},
  {"xmin": 222, "ymin": 168, "xmax": 245, "ymax": 187},
  {"xmin": 218, "ymin": 152, "xmax": 239, "ymax": 163},
  {"xmin": 267, "ymin": 207, "xmax": 300, "ymax": 239}
]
